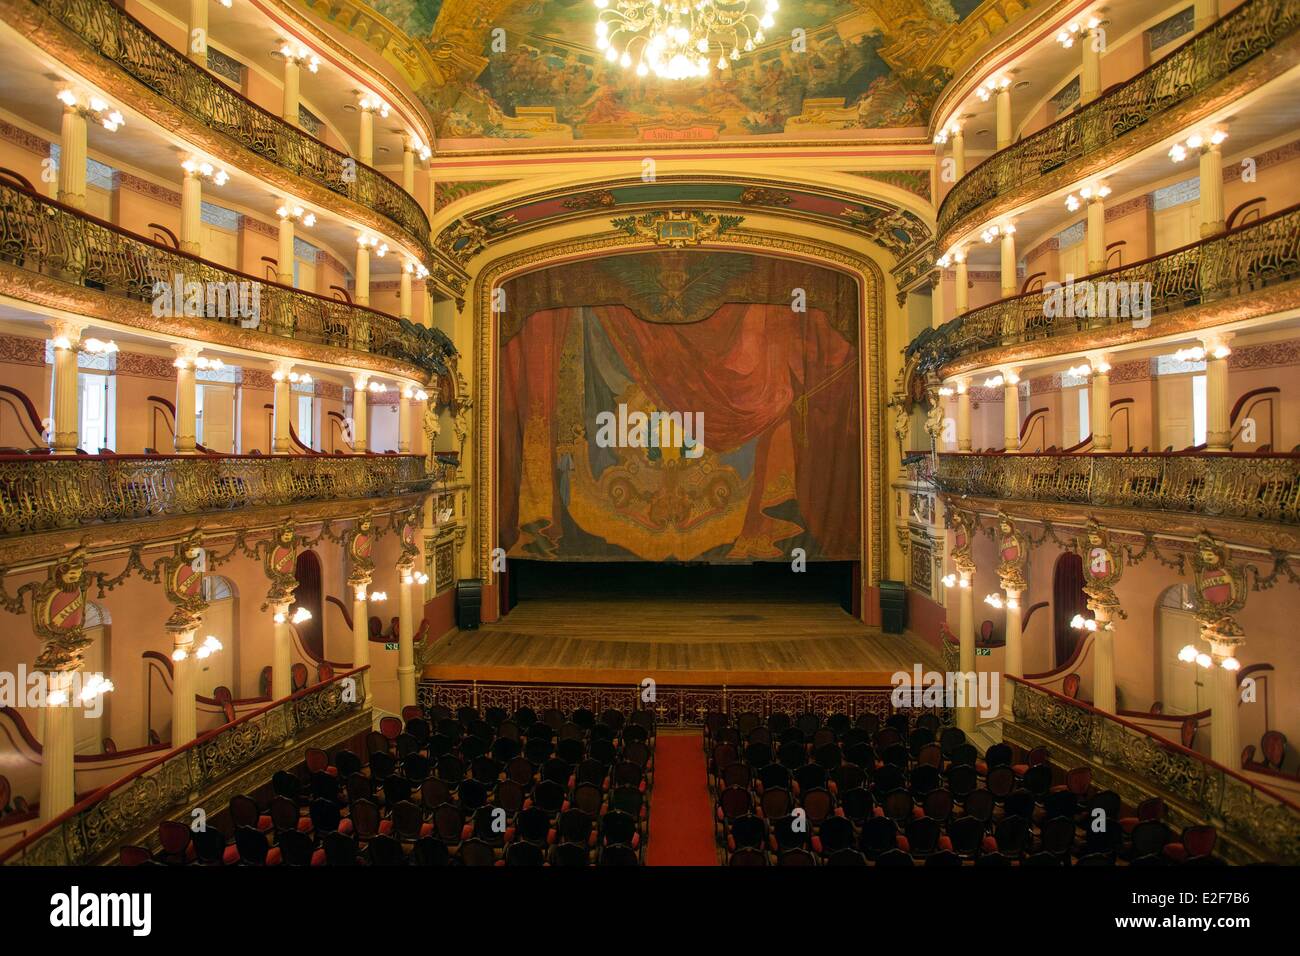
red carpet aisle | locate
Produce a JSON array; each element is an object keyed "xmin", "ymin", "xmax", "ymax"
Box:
[{"xmin": 646, "ymin": 732, "xmax": 718, "ymax": 865}]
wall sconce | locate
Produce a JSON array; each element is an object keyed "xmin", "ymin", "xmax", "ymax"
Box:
[
  {"xmin": 975, "ymin": 75, "xmax": 1011, "ymax": 102},
  {"xmin": 357, "ymin": 234, "xmax": 388, "ymax": 257},
  {"xmin": 181, "ymin": 158, "xmax": 229, "ymax": 186},
  {"xmin": 403, "ymin": 386, "xmax": 429, "ymax": 401},
  {"xmin": 368, "ymin": 381, "xmax": 387, "ymax": 394},
  {"xmin": 280, "ymin": 41, "xmax": 321, "ymax": 72},
  {"xmin": 369, "ymin": 590, "xmax": 388, "ymax": 602},
  {"xmin": 1169, "ymin": 129, "xmax": 1226, "ymax": 162},
  {"xmin": 1064, "ymin": 183, "xmax": 1110, "ymax": 211},
  {"xmin": 980, "ymin": 223, "xmax": 1014, "ymax": 243},
  {"xmin": 276, "ymin": 203, "xmax": 316, "ymax": 227},
  {"xmin": 82, "ymin": 338, "xmax": 119, "ymax": 355},
  {"xmin": 57, "ymin": 89, "xmax": 125, "ymax": 131},
  {"xmin": 1056, "ymin": 16, "xmax": 1101, "ymax": 47}
]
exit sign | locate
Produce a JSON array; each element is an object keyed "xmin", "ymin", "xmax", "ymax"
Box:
[
  {"xmin": 383, "ymin": 642, "xmax": 398, "ymax": 651},
  {"xmin": 976, "ymin": 647, "xmax": 990, "ymax": 657}
]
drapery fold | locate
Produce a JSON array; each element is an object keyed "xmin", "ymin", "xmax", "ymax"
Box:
[{"xmin": 499, "ymin": 271, "xmax": 860, "ymax": 562}]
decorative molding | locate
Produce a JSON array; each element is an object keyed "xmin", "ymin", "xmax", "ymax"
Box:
[
  {"xmin": 1106, "ymin": 194, "xmax": 1153, "ymax": 222},
  {"xmin": 112, "ymin": 171, "xmax": 180, "ymax": 208},
  {"xmin": 0, "ymin": 333, "xmax": 46, "ymax": 365},
  {"xmin": 0, "ymin": 117, "xmax": 50, "ymax": 156}
]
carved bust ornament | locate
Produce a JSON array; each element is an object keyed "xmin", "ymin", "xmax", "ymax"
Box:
[
  {"xmin": 948, "ymin": 510, "xmax": 975, "ymax": 573},
  {"xmin": 31, "ymin": 547, "xmax": 93, "ymax": 671},
  {"xmin": 1190, "ymin": 532, "xmax": 1247, "ymax": 639},
  {"xmin": 261, "ymin": 520, "xmax": 300, "ymax": 609},
  {"xmin": 995, "ymin": 512, "xmax": 1029, "ymax": 592},
  {"xmin": 1074, "ymin": 519, "xmax": 1124, "ymax": 615}
]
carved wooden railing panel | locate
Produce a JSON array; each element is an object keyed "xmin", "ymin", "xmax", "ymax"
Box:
[
  {"xmin": 0, "ymin": 181, "xmax": 452, "ymax": 375},
  {"xmin": 937, "ymin": 0, "xmax": 1300, "ymax": 241},
  {"xmin": 0, "ymin": 669, "xmax": 368, "ymax": 866},
  {"xmin": 27, "ymin": 0, "xmax": 432, "ymax": 260},
  {"xmin": 1010, "ymin": 678, "xmax": 1300, "ymax": 864},
  {"xmin": 913, "ymin": 204, "xmax": 1300, "ymax": 372},
  {"xmin": 0, "ymin": 453, "xmax": 434, "ymax": 536},
  {"xmin": 936, "ymin": 452, "xmax": 1300, "ymax": 524}
]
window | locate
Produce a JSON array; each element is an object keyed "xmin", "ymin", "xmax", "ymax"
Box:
[
  {"xmin": 78, "ymin": 371, "xmax": 113, "ymax": 452},
  {"xmin": 1078, "ymin": 387, "xmax": 1090, "ymax": 440}
]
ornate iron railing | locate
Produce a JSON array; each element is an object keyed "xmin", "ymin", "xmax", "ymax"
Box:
[
  {"xmin": 936, "ymin": 451, "xmax": 1300, "ymax": 524},
  {"xmin": 912, "ymin": 203, "xmax": 1300, "ymax": 372},
  {"xmin": 0, "ymin": 180, "xmax": 452, "ymax": 375},
  {"xmin": 0, "ymin": 669, "xmax": 368, "ymax": 866},
  {"xmin": 26, "ymin": 0, "xmax": 431, "ymax": 259},
  {"xmin": 937, "ymin": 0, "xmax": 1300, "ymax": 241},
  {"xmin": 418, "ymin": 679, "xmax": 952, "ymax": 728},
  {"xmin": 1009, "ymin": 678, "xmax": 1300, "ymax": 864},
  {"xmin": 0, "ymin": 453, "xmax": 432, "ymax": 536}
]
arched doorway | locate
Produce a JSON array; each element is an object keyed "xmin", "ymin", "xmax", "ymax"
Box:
[
  {"xmin": 1157, "ymin": 583, "xmax": 1208, "ymax": 715},
  {"xmin": 293, "ymin": 550, "xmax": 324, "ymax": 659},
  {"xmin": 199, "ymin": 576, "xmax": 237, "ymax": 698},
  {"xmin": 1051, "ymin": 553, "xmax": 1089, "ymax": 667}
]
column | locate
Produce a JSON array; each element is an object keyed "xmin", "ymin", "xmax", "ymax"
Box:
[
  {"xmin": 57, "ymin": 101, "xmax": 88, "ymax": 209},
  {"xmin": 358, "ymin": 107, "xmax": 374, "ymax": 168},
  {"xmin": 1195, "ymin": 0, "xmax": 1219, "ymax": 30},
  {"xmin": 351, "ymin": 578, "xmax": 371, "ymax": 678},
  {"xmin": 351, "ymin": 374, "xmax": 369, "ymax": 453},
  {"xmin": 180, "ymin": 166, "xmax": 202, "ymax": 255},
  {"xmin": 282, "ymin": 56, "xmax": 300, "ymax": 126},
  {"xmin": 1002, "ymin": 587, "xmax": 1023, "ymax": 720},
  {"xmin": 957, "ymin": 570, "xmax": 976, "ymax": 733},
  {"xmin": 956, "ymin": 383, "xmax": 971, "ymax": 453},
  {"xmin": 930, "ymin": 275, "xmax": 944, "ymax": 330},
  {"xmin": 1080, "ymin": 25, "xmax": 1101, "ymax": 106},
  {"xmin": 411, "ymin": 390, "xmax": 428, "ymax": 462},
  {"xmin": 397, "ymin": 563, "xmax": 416, "ymax": 710},
  {"xmin": 954, "ymin": 250, "xmax": 969, "ymax": 315},
  {"xmin": 187, "ymin": 0, "xmax": 208, "ymax": 66},
  {"xmin": 952, "ymin": 126, "xmax": 965, "ymax": 179},
  {"xmin": 171, "ymin": 626, "xmax": 198, "ymax": 745},
  {"xmin": 999, "ymin": 226, "xmax": 1017, "ymax": 298},
  {"xmin": 418, "ymin": 281, "xmax": 431, "ymax": 328},
  {"xmin": 995, "ymin": 84, "xmax": 1012, "ymax": 150},
  {"xmin": 1208, "ymin": 635, "xmax": 1241, "ymax": 766},
  {"xmin": 1085, "ymin": 190, "xmax": 1107, "ymax": 274},
  {"xmin": 271, "ymin": 362, "xmax": 293, "ymax": 454},
  {"xmin": 1204, "ymin": 336, "xmax": 1232, "ymax": 451},
  {"xmin": 402, "ymin": 136, "xmax": 416, "ymax": 195},
  {"xmin": 47, "ymin": 319, "xmax": 83, "ymax": 455},
  {"xmin": 400, "ymin": 265, "xmax": 412, "ymax": 321},
  {"xmin": 1090, "ymin": 357, "xmax": 1112, "ymax": 450},
  {"xmin": 39, "ymin": 670, "xmax": 76, "ymax": 821},
  {"xmin": 272, "ymin": 602, "xmax": 292, "ymax": 699},
  {"xmin": 173, "ymin": 345, "xmax": 200, "ymax": 454},
  {"xmin": 355, "ymin": 242, "xmax": 371, "ymax": 306},
  {"xmin": 1003, "ymin": 373, "xmax": 1021, "ymax": 452},
  {"xmin": 1092, "ymin": 607, "xmax": 1116, "ymax": 714},
  {"xmin": 1199, "ymin": 137, "xmax": 1226, "ymax": 238},
  {"xmin": 277, "ymin": 210, "xmax": 295, "ymax": 286}
]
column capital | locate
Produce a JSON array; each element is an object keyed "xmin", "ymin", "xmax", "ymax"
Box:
[
  {"xmin": 1200, "ymin": 332, "xmax": 1234, "ymax": 354},
  {"xmin": 172, "ymin": 342, "xmax": 203, "ymax": 365},
  {"xmin": 46, "ymin": 318, "xmax": 86, "ymax": 344},
  {"xmin": 352, "ymin": 372, "xmax": 371, "ymax": 390},
  {"xmin": 272, "ymin": 359, "xmax": 296, "ymax": 379}
]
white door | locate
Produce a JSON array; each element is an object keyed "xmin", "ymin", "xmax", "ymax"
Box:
[
  {"xmin": 198, "ymin": 383, "xmax": 235, "ymax": 453},
  {"xmin": 73, "ymin": 621, "xmax": 107, "ymax": 755},
  {"xmin": 1154, "ymin": 200, "xmax": 1201, "ymax": 255},
  {"xmin": 1058, "ymin": 240, "xmax": 1088, "ymax": 280},
  {"xmin": 196, "ymin": 599, "xmax": 235, "ymax": 698}
]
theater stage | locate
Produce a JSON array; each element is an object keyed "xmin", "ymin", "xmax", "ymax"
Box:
[{"xmin": 419, "ymin": 594, "xmax": 941, "ymax": 688}]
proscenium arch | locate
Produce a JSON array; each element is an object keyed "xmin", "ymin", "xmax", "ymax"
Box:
[{"xmin": 467, "ymin": 222, "xmax": 893, "ymax": 624}]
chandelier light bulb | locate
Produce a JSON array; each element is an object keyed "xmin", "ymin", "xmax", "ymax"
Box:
[
  {"xmin": 172, "ymin": 647, "xmax": 188, "ymax": 662},
  {"xmin": 1195, "ymin": 652, "xmax": 1213, "ymax": 669},
  {"xmin": 984, "ymin": 594, "xmax": 1004, "ymax": 609},
  {"xmin": 1177, "ymin": 644, "xmax": 1198, "ymax": 663},
  {"xmin": 1221, "ymin": 656, "xmax": 1240, "ymax": 671},
  {"xmin": 941, "ymin": 573, "xmax": 956, "ymax": 588},
  {"xmin": 291, "ymin": 607, "xmax": 312, "ymax": 624},
  {"xmin": 80, "ymin": 675, "xmax": 113, "ymax": 701},
  {"xmin": 370, "ymin": 590, "xmax": 388, "ymax": 602}
]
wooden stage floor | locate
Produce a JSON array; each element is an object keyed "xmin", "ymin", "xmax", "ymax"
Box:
[{"xmin": 420, "ymin": 595, "xmax": 942, "ymax": 687}]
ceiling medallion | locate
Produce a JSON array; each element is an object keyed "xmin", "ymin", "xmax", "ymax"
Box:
[{"xmin": 594, "ymin": 0, "xmax": 779, "ymax": 80}]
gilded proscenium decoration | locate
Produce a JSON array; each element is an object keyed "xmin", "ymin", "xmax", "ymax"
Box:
[
  {"xmin": 14, "ymin": 0, "xmax": 433, "ymax": 260},
  {"xmin": 948, "ymin": 509, "xmax": 975, "ymax": 574},
  {"xmin": 935, "ymin": 452, "xmax": 1300, "ymax": 527},
  {"xmin": 1191, "ymin": 532, "xmax": 1248, "ymax": 641},
  {"xmin": 0, "ymin": 180, "xmax": 454, "ymax": 377},
  {"xmin": 0, "ymin": 454, "xmax": 432, "ymax": 537},
  {"xmin": 1075, "ymin": 519, "xmax": 1124, "ymax": 616},
  {"xmin": 1010, "ymin": 679, "xmax": 1300, "ymax": 865},
  {"xmin": 936, "ymin": 0, "xmax": 1300, "ymax": 245},
  {"xmin": 610, "ymin": 210, "xmax": 744, "ymax": 248},
  {"xmin": 344, "ymin": 512, "xmax": 377, "ymax": 588},
  {"xmin": 910, "ymin": 204, "xmax": 1300, "ymax": 377},
  {"xmin": 260, "ymin": 520, "xmax": 301, "ymax": 609},
  {"xmin": 160, "ymin": 530, "xmax": 208, "ymax": 632}
]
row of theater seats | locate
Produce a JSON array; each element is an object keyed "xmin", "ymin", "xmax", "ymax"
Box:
[
  {"xmin": 704, "ymin": 710, "xmax": 1222, "ymax": 866},
  {"xmin": 118, "ymin": 704, "xmax": 657, "ymax": 866}
]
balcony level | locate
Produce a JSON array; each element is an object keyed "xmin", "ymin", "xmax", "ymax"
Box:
[
  {"xmin": 935, "ymin": 0, "xmax": 1300, "ymax": 251},
  {"xmin": 4, "ymin": 0, "xmax": 434, "ymax": 263}
]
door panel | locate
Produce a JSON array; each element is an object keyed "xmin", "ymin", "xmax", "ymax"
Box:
[{"xmin": 199, "ymin": 383, "xmax": 235, "ymax": 453}]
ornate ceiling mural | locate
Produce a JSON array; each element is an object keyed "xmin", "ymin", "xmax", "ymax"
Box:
[{"xmin": 301, "ymin": 0, "xmax": 1036, "ymax": 146}]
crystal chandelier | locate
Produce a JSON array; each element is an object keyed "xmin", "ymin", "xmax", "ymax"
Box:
[{"xmin": 594, "ymin": 0, "xmax": 779, "ymax": 80}]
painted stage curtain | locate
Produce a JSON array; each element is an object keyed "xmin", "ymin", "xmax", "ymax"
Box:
[{"xmin": 499, "ymin": 258, "xmax": 860, "ymax": 563}]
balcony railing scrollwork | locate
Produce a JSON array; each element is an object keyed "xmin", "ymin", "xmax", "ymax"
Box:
[
  {"xmin": 0, "ymin": 669, "xmax": 369, "ymax": 866},
  {"xmin": 937, "ymin": 0, "xmax": 1300, "ymax": 243},
  {"xmin": 0, "ymin": 180, "xmax": 454, "ymax": 375},
  {"xmin": 910, "ymin": 203, "xmax": 1300, "ymax": 374},
  {"xmin": 25, "ymin": 0, "xmax": 432, "ymax": 261},
  {"xmin": 936, "ymin": 451, "xmax": 1300, "ymax": 525},
  {"xmin": 0, "ymin": 453, "xmax": 434, "ymax": 537}
]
